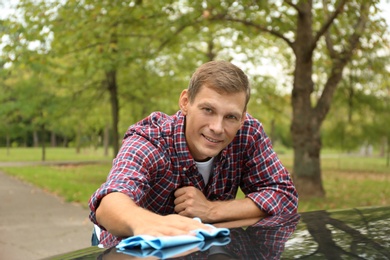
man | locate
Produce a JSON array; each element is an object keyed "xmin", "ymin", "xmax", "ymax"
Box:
[{"xmin": 89, "ymin": 60, "xmax": 298, "ymax": 247}]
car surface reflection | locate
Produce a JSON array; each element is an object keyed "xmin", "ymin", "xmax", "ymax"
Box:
[
  {"xmin": 282, "ymin": 206, "xmax": 390, "ymax": 259},
  {"xmin": 46, "ymin": 206, "xmax": 390, "ymax": 259},
  {"xmin": 97, "ymin": 213, "xmax": 300, "ymax": 259}
]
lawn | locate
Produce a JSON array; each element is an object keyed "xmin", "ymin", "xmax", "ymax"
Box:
[
  {"xmin": 278, "ymin": 153, "xmax": 390, "ymax": 211},
  {"xmin": 2, "ymin": 164, "xmax": 111, "ymax": 207},
  {"xmin": 1, "ymin": 147, "xmax": 389, "ymax": 212},
  {"xmin": 0, "ymin": 147, "xmax": 111, "ymax": 162}
]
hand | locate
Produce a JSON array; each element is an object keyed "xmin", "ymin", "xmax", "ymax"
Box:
[
  {"xmin": 96, "ymin": 192, "xmax": 212, "ymax": 239},
  {"xmin": 131, "ymin": 213, "xmax": 212, "ymax": 237},
  {"xmin": 174, "ymin": 186, "xmax": 213, "ymax": 222}
]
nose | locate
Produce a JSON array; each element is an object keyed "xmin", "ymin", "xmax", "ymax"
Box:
[{"xmin": 209, "ymin": 116, "xmax": 224, "ymax": 134}]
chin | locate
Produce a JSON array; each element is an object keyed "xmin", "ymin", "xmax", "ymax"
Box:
[{"xmin": 203, "ymin": 150, "xmax": 221, "ymax": 159}]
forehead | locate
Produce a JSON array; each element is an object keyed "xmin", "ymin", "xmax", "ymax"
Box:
[{"xmin": 193, "ymin": 86, "xmax": 246, "ymax": 112}]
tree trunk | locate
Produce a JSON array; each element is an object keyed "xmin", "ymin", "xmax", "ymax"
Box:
[
  {"xmin": 290, "ymin": 0, "xmax": 368, "ymax": 199},
  {"xmin": 104, "ymin": 123, "xmax": 110, "ymax": 157},
  {"xmin": 387, "ymin": 137, "xmax": 390, "ymax": 167},
  {"xmin": 106, "ymin": 70, "xmax": 120, "ymax": 158},
  {"xmin": 291, "ymin": 119, "xmax": 325, "ymax": 198},
  {"xmin": 63, "ymin": 136, "xmax": 68, "ymax": 147},
  {"xmin": 291, "ymin": 65, "xmax": 326, "ymax": 198},
  {"xmin": 33, "ymin": 130, "xmax": 39, "ymax": 147},
  {"xmin": 105, "ymin": 27, "xmax": 120, "ymax": 158},
  {"xmin": 6, "ymin": 134, "xmax": 10, "ymax": 156},
  {"xmin": 41, "ymin": 124, "xmax": 46, "ymax": 161},
  {"xmin": 51, "ymin": 131, "xmax": 57, "ymax": 147},
  {"xmin": 379, "ymin": 137, "xmax": 386, "ymax": 157},
  {"xmin": 76, "ymin": 125, "xmax": 81, "ymax": 154},
  {"xmin": 290, "ymin": 0, "xmax": 326, "ymax": 198}
]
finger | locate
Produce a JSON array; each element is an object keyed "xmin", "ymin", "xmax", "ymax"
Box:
[
  {"xmin": 170, "ymin": 216, "xmax": 213, "ymax": 233},
  {"xmin": 177, "ymin": 209, "xmax": 189, "ymax": 217},
  {"xmin": 145, "ymin": 226, "xmax": 191, "ymax": 237},
  {"xmin": 173, "ymin": 196, "xmax": 185, "ymax": 206},
  {"xmin": 177, "ymin": 204, "xmax": 198, "ymax": 218},
  {"xmin": 174, "ymin": 187, "xmax": 187, "ymax": 197},
  {"xmin": 174, "ymin": 203, "xmax": 185, "ymax": 214},
  {"xmin": 168, "ymin": 216, "xmax": 205, "ymax": 231},
  {"xmin": 177, "ymin": 216, "xmax": 209, "ymax": 229}
]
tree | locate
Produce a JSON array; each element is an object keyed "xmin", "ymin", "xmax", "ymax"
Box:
[
  {"xmin": 204, "ymin": 0, "xmax": 387, "ymax": 198},
  {"xmin": 2, "ymin": 0, "xmax": 388, "ymax": 198},
  {"xmin": 323, "ymin": 50, "xmax": 390, "ymax": 155}
]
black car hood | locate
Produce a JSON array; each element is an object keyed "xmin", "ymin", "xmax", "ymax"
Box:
[
  {"xmin": 283, "ymin": 206, "xmax": 390, "ymax": 259},
  {"xmin": 46, "ymin": 206, "xmax": 390, "ymax": 259}
]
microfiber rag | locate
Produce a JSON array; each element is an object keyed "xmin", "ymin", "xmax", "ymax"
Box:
[
  {"xmin": 117, "ymin": 236, "xmax": 231, "ymax": 258},
  {"xmin": 116, "ymin": 223, "xmax": 230, "ymax": 251}
]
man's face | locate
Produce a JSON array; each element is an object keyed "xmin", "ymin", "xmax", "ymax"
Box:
[{"xmin": 179, "ymin": 86, "xmax": 246, "ymax": 162}]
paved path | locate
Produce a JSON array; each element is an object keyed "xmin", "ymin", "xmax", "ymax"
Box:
[{"xmin": 0, "ymin": 170, "xmax": 94, "ymax": 260}]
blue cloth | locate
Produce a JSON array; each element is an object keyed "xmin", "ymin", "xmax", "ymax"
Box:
[
  {"xmin": 116, "ymin": 237, "xmax": 231, "ymax": 258},
  {"xmin": 116, "ymin": 224, "xmax": 230, "ymax": 251}
]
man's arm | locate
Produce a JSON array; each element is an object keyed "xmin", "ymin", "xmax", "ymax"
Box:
[
  {"xmin": 174, "ymin": 187, "xmax": 267, "ymax": 223},
  {"xmin": 96, "ymin": 192, "xmax": 212, "ymax": 238}
]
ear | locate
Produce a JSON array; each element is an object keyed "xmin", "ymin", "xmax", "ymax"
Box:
[{"xmin": 179, "ymin": 89, "xmax": 189, "ymax": 115}]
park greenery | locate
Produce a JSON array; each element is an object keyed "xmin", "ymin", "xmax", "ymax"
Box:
[
  {"xmin": 1, "ymin": 147, "xmax": 389, "ymax": 212},
  {"xmin": 0, "ymin": 0, "xmax": 389, "ymax": 199}
]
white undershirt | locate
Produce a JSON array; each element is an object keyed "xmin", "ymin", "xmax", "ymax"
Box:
[{"xmin": 195, "ymin": 157, "xmax": 214, "ymax": 185}]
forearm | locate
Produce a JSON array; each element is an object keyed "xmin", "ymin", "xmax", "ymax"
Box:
[
  {"xmin": 206, "ymin": 197, "xmax": 267, "ymax": 223},
  {"xmin": 96, "ymin": 192, "xmax": 144, "ymax": 238}
]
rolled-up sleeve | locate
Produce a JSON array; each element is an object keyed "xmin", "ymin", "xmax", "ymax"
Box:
[
  {"xmin": 241, "ymin": 122, "xmax": 298, "ymax": 215},
  {"xmin": 88, "ymin": 134, "xmax": 160, "ymax": 225}
]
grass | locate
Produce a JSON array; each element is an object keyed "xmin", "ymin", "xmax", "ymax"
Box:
[
  {"xmin": 2, "ymin": 164, "xmax": 112, "ymax": 207},
  {"xmin": 297, "ymin": 170, "xmax": 390, "ymax": 212},
  {"xmin": 278, "ymin": 153, "xmax": 390, "ymax": 212},
  {"xmin": 0, "ymin": 147, "xmax": 112, "ymax": 162},
  {"xmin": 1, "ymin": 147, "xmax": 389, "ymax": 212},
  {"xmin": 278, "ymin": 153, "xmax": 390, "ymax": 173}
]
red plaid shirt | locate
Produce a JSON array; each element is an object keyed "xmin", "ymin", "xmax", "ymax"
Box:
[{"xmin": 89, "ymin": 111, "xmax": 298, "ymax": 247}]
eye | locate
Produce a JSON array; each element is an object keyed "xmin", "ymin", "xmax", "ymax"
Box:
[
  {"xmin": 202, "ymin": 107, "xmax": 212, "ymax": 113},
  {"xmin": 226, "ymin": 115, "xmax": 238, "ymax": 120}
]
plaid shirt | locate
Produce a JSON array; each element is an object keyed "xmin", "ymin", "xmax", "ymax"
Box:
[{"xmin": 89, "ymin": 111, "xmax": 298, "ymax": 247}]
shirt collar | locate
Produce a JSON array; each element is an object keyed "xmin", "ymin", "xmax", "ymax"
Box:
[{"xmin": 173, "ymin": 111, "xmax": 194, "ymax": 169}]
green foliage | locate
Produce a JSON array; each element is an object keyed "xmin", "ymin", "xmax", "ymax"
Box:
[
  {"xmin": 322, "ymin": 58, "xmax": 390, "ymax": 152},
  {"xmin": 0, "ymin": 1, "xmax": 389, "ymax": 194}
]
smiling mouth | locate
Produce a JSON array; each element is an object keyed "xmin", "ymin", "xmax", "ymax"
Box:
[{"xmin": 202, "ymin": 134, "xmax": 221, "ymax": 143}]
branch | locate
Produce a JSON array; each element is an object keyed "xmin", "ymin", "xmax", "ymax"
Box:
[
  {"xmin": 155, "ymin": 21, "xmax": 196, "ymax": 53},
  {"xmin": 321, "ymin": 0, "xmax": 348, "ymax": 58},
  {"xmin": 53, "ymin": 42, "xmax": 103, "ymax": 56},
  {"xmin": 315, "ymin": 2, "xmax": 370, "ymax": 121},
  {"xmin": 322, "ymin": 0, "xmax": 346, "ymax": 58},
  {"xmin": 213, "ymin": 15, "xmax": 294, "ymax": 49},
  {"xmin": 284, "ymin": 0, "xmax": 299, "ymax": 12},
  {"xmin": 116, "ymin": 33, "xmax": 153, "ymax": 38}
]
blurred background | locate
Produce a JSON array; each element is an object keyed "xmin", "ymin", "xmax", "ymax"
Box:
[{"xmin": 0, "ymin": 0, "xmax": 389, "ymax": 211}]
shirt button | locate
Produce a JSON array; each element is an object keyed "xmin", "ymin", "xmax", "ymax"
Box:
[{"xmin": 183, "ymin": 167, "xmax": 187, "ymax": 171}]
